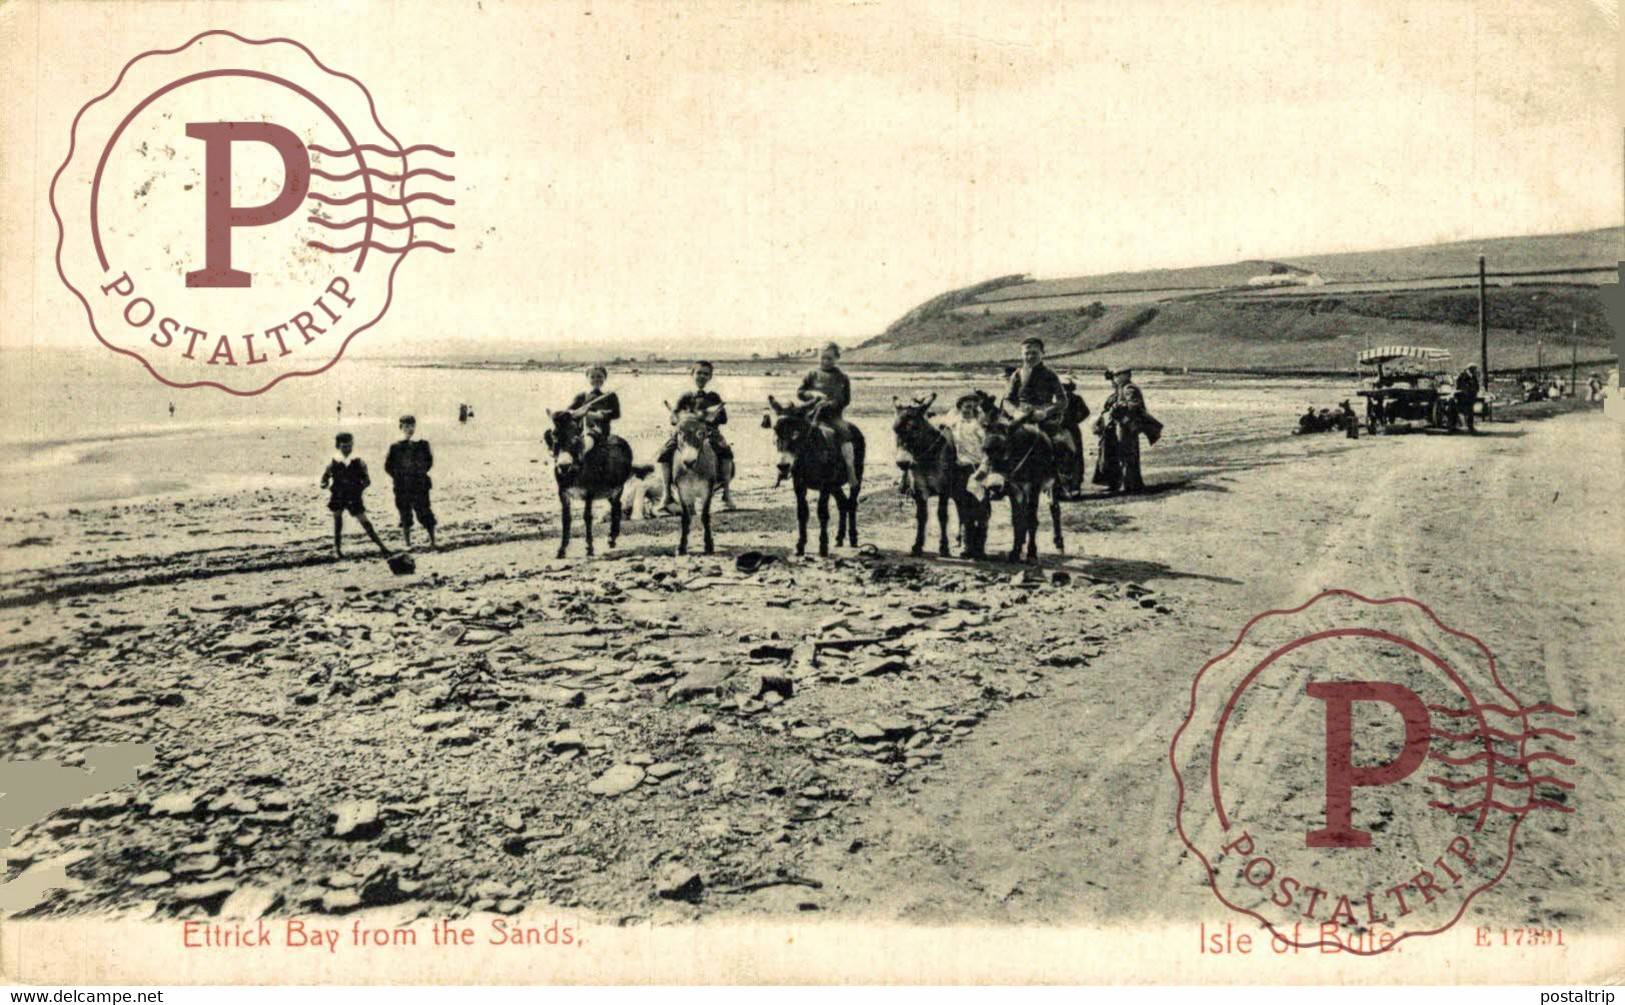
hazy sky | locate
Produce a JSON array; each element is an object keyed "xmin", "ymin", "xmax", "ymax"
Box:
[{"xmin": 4, "ymin": 0, "xmax": 1620, "ymax": 350}]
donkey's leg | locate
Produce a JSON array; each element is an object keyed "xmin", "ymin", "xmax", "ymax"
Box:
[
  {"xmin": 911, "ymin": 494, "xmax": 927, "ymax": 556},
  {"xmin": 556, "ymin": 496, "xmax": 571, "ymax": 559},
  {"xmin": 582, "ymin": 496, "xmax": 595, "ymax": 557},
  {"xmin": 937, "ymin": 492, "xmax": 951, "ymax": 557},
  {"xmin": 677, "ymin": 500, "xmax": 690, "ymax": 556},
  {"xmin": 1050, "ymin": 481, "xmax": 1065, "ymax": 554},
  {"xmin": 1007, "ymin": 495, "xmax": 1025, "ymax": 563},
  {"xmin": 701, "ymin": 490, "xmax": 714, "ymax": 555},
  {"xmin": 795, "ymin": 488, "xmax": 810, "ymax": 556},
  {"xmin": 609, "ymin": 488, "xmax": 622, "ymax": 548},
  {"xmin": 1026, "ymin": 490, "xmax": 1042, "ymax": 564},
  {"xmin": 816, "ymin": 490, "xmax": 832, "ymax": 556},
  {"xmin": 845, "ymin": 485, "xmax": 860, "ymax": 546}
]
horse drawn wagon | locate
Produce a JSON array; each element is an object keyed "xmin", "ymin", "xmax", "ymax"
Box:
[{"xmin": 1356, "ymin": 345, "xmax": 1454, "ymax": 434}]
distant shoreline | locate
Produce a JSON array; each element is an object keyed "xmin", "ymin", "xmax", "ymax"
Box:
[{"xmin": 395, "ymin": 357, "xmax": 1620, "ymax": 381}]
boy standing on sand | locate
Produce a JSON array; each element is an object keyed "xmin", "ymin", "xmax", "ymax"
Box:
[
  {"xmin": 321, "ymin": 433, "xmax": 391, "ymax": 560},
  {"xmin": 384, "ymin": 415, "xmax": 437, "ymax": 550}
]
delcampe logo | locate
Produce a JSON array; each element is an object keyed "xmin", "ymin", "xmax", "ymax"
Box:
[
  {"xmin": 1170, "ymin": 590, "xmax": 1576, "ymax": 954},
  {"xmin": 51, "ymin": 30, "xmax": 455, "ymax": 395}
]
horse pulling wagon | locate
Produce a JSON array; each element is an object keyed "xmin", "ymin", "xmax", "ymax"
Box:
[{"xmin": 1356, "ymin": 345, "xmax": 1455, "ymax": 434}]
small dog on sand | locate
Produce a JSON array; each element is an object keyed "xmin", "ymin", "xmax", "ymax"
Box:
[{"xmin": 620, "ymin": 464, "xmax": 661, "ymax": 519}]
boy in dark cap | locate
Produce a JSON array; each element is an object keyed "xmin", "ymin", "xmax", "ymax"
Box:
[
  {"xmin": 384, "ymin": 415, "xmax": 437, "ymax": 549},
  {"xmin": 321, "ymin": 432, "xmax": 391, "ymax": 560}
]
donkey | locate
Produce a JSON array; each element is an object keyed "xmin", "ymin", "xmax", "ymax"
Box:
[
  {"xmin": 981, "ymin": 417, "xmax": 1064, "ymax": 564},
  {"xmin": 669, "ymin": 411, "xmax": 719, "ymax": 555},
  {"xmin": 892, "ymin": 393, "xmax": 972, "ymax": 558},
  {"xmin": 762, "ymin": 396, "xmax": 865, "ymax": 556},
  {"xmin": 543, "ymin": 410, "xmax": 634, "ymax": 559}
]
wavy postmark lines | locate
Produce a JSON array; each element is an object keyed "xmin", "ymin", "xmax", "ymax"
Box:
[
  {"xmin": 1170, "ymin": 590, "xmax": 1575, "ymax": 956},
  {"xmin": 51, "ymin": 31, "xmax": 455, "ymax": 395},
  {"xmin": 305, "ymin": 142, "xmax": 456, "ymax": 257}
]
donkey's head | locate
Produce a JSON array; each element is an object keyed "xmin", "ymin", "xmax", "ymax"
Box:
[
  {"xmin": 672, "ymin": 411, "xmax": 712, "ymax": 468},
  {"xmin": 544, "ymin": 409, "xmax": 585, "ymax": 477},
  {"xmin": 891, "ymin": 393, "xmax": 938, "ymax": 470},
  {"xmin": 978, "ymin": 421, "xmax": 1016, "ymax": 500},
  {"xmin": 764, "ymin": 395, "xmax": 819, "ymax": 484}
]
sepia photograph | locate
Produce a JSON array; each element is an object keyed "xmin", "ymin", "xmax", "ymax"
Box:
[{"xmin": 0, "ymin": 0, "xmax": 1621, "ymax": 989}]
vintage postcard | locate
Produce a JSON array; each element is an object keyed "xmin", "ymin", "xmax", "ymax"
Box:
[{"xmin": 1, "ymin": 0, "xmax": 1621, "ymax": 988}]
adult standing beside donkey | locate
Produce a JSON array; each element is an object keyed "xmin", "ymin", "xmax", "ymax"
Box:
[{"xmin": 1099, "ymin": 368, "xmax": 1161, "ymax": 494}]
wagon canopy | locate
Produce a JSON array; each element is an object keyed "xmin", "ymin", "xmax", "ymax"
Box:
[{"xmin": 1358, "ymin": 345, "xmax": 1451, "ymax": 366}]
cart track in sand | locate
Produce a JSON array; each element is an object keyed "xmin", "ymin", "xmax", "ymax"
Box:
[{"xmin": 793, "ymin": 410, "xmax": 1623, "ymax": 929}]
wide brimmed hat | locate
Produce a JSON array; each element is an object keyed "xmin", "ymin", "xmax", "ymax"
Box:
[{"xmin": 735, "ymin": 550, "xmax": 779, "ymax": 574}]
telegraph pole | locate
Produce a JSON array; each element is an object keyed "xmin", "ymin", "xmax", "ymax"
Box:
[
  {"xmin": 1477, "ymin": 255, "xmax": 1489, "ymax": 385},
  {"xmin": 1571, "ymin": 319, "xmax": 1579, "ymax": 396}
]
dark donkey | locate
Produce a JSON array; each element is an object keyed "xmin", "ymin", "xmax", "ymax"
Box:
[
  {"xmin": 892, "ymin": 393, "xmax": 972, "ymax": 557},
  {"xmin": 981, "ymin": 416, "xmax": 1064, "ymax": 563},
  {"xmin": 762, "ymin": 397, "xmax": 865, "ymax": 556},
  {"xmin": 543, "ymin": 410, "xmax": 634, "ymax": 559}
]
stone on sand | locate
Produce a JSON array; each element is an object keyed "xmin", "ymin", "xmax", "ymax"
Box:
[
  {"xmin": 587, "ymin": 764, "xmax": 645, "ymax": 797},
  {"xmin": 329, "ymin": 800, "xmax": 382, "ymax": 839}
]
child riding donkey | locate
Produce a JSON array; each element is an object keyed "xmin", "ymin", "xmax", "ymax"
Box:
[
  {"xmin": 545, "ymin": 365, "xmax": 634, "ymax": 558},
  {"xmin": 763, "ymin": 342, "xmax": 866, "ymax": 556},
  {"xmin": 1005, "ymin": 337, "xmax": 1084, "ymax": 500},
  {"xmin": 656, "ymin": 360, "xmax": 735, "ymax": 515},
  {"xmin": 798, "ymin": 343, "xmax": 861, "ymax": 493}
]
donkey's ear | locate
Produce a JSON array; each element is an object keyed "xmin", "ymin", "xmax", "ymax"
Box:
[
  {"xmin": 922, "ymin": 392, "xmax": 937, "ymax": 411},
  {"xmin": 767, "ymin": 395, "xmax": 784, "ymax": 414}
]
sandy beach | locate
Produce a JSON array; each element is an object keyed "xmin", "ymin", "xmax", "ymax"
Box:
[{"xmin": 3, "ymin": 357, "xmax": 1618, "ymax": 940}]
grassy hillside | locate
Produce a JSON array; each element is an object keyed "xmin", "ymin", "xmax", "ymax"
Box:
[
  {"xmin": 1278, "ymin": 227, "xmax": 1622, "ymax": 282},
  {"xmin": 852, "ymin": 227, "xmax": 1620, "ymax": 373},
  {"xmin": 977, "ymin": 260, "xmax": 1300, "ymax": 301},
  {"xmin": 850, "ymin": 284, "xmax": 1617, "ymax": 374}
]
